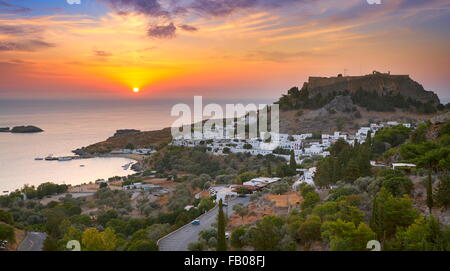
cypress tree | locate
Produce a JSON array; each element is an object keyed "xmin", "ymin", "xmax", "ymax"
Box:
[
  {"xmin": 366, "ymin": 130, "xmax": 372, "ymax": 147},
  {"xmin": 217, "ymin": 199, "xmax": 227, "ymax": 251},
  {"xmin": 266, "ymin": 161, "xmax": 272, "ymax": 177},
  {"xmin": 289, "ymin": 150, "xmax": 297, "ymax": 171},
  {"xmin": 426, "ymin": 169, "xmax": 434, "ymax": 215}
]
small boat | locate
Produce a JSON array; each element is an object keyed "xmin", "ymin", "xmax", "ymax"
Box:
[
  {"xmin": 80, "ymin": 164, "xmax": 85, "ymax": 167},
  {"xmin": 58, "ymin": 157, "xmax": 72, "ymax": 161},
  {"xmin": 45, "ymin": 154, "xmax": 55, "ymax": 161},
  {"xmin": 122, "ymin": 162, "xmax": 133, "ymax": 170},
  {"xmin": 34, "ymin": 157, "xmax": 44, "ymax": 161},
  {"xmin": 2, "ymin": 191, "xmax": 8, "ymax": 194}
]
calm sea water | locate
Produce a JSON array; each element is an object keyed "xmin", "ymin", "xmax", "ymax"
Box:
[
  {"xmin": 0, "ymin": 99, "xmax": 178, "ymax": 192},
  {"xmin": 0, "ymin": 98, "xmax": 273, "ymax": 192}
]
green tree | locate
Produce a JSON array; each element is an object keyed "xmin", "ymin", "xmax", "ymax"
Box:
[
  {"xmin": 127, "ymin": 240, "xmax": 158, "ymax": 251},
  {"xmin": 81, "ymin": 228, "xmax": 118, "ymax": 251},
  {"xmin": 188, "ymin": 241, "xmax": 207, "ymax": 251},
  {"xmin": 232, "ymin": 203, "xmax": 249, "ymax": 221},
  {"xmin": 298, "ymin": 215, "xmax": 322, "ymax": 247},
  {"xmin": 299, "ymin": 183, "xmax": 315, "ymax": 196},
  {"xmin": 216, "ymin": 199, "xmax": 227, "ymax": 251},
  {"xmin": 435, "ymin": 175, "xmax": 450, "ymax": 210},
  {"xmin": 42, "ymin": 236, "xmax": 59, "ymax": 251},
  {"xmin": 301, "ymin": 192, "xmax": 320, "ymax": 210},
  {"xmin": 321, "ymin": 219, "xmax": 376, "ymax": 251},
  {"xmin": 243, "ymin": 143, "xmax": 253, "ymax": 149},
  {"xmin": 198, "ymin": 197, "xmax": 215, "ymax": 213},
  {"xmin": 289, "ymin": 150, "xmax": 297, "ymax": 171},
  {"xmin": 249, "ymin": 216, "xmax": 284, "ymax": 250},
  {"xmin": 370, "ymin": 188, "xmax": 418, "ymax": 239},
  {"xmin": 275, "ymin": 162, "xmax": 295, "ymax": 177},
  {"xmin": 415, "ymin": 148, "xmax": 450, "ymax": 213},
  {"xmin": 231, "ymin": 226, "xmax": 248, "ymax": 249},
  {"xmin": 125, "ymin": 143, "xmax": 135, "ymax": 150},
  {"xmin": 236, "ymin": 171, "xmax": 258, "ymax": 184},
  {"xmin": 390, "ymin": 216, "xmax": 449, "ymax": 251},
  {"xmin": 266, "ymin": 161, "xmax": 272, "ymax": 177},
  {"xmin": 0, "ymin": 210, "xmax": 13, "ymax": 224},
  {"xmin": 381, "ymin": 176, "xmax": 413, "ymax": 197},
  {"xmin": 0, "ymin": 223, "xmax": 15, "ymax": 243}
]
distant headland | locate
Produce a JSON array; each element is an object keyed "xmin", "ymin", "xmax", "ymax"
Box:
[{"xmin": 0, "ymin": 125, "xmax": 44, "ymax": 133}]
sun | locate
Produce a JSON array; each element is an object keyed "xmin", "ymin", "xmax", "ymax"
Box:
[{"xmin": 133, "ymin": 87, "xmax": 140, "ymax": 93}]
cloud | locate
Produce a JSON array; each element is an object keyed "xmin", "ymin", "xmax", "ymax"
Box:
[
  {"xmin": 190, "ymin": 0, "xmax": 258, "ymax": 17},
  {"xmin": 245, "ymin": 49, "xmax": 324, "ymax": 62},
  {"xmin": 0, "ymin": 24, "xmax": 44, "ymax": 36},
  {"xmin": 94, "ymin": 50, "xmax": 113, "ymax": 57},
  {"xmin": 178, "ymin": 24, "xmax": 198, "ymax": 32},
  {"xmin": 189, "ymin": 0, "xmax": 310, "ymax": 17},
  {"xmin": 100, "ymin": 0, "xmax": 311, "ymax": 38},
  {"xmin": 147, "ymin": 23, "xmax": 177, "ymax": 38},
  {"xmin": 0, "ymin": 40, "xmax": 55, "ymax": 52},
  {"xmin": 101, "ymin": 0, "xmax": 168, "ymax": 17},
  {"xmin": 0, "ymin": 0, "xmax": 32, "ymax": 13}
]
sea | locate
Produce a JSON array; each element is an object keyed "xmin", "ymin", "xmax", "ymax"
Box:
[{"xmin": 0, "ymin": 98, "xmax": 273, "ymax": 193}]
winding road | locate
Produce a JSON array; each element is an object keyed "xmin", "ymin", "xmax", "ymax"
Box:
[
  {"xmin": 18, "ymin": 232, "xmax": 47, "ymax": 251},
  {"xmin": 158, "ymin": 196, "xmax": 250, "ymax": 251}
]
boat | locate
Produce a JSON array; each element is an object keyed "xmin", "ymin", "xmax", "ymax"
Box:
[
  {"xmin": 58, "ymin": 157, "xmax": 72, "ymax": 161},
  {"xmin": 80, "ymin": 164, "xmax": 85, "ymax": 167},
  {"xmin": 34, "ymin": 157, "xmax": 44, "ymax": 161},
  {"xmin": 122, "ymin": 162, "xmax": 133, "ymax": 170},
  {"xmin": 45, "ymin": 154, "xmax": 56, "ymax": 161}
]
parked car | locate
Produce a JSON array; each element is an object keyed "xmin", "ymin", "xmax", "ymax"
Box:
[
  {"xmin": 191, "ymin": 219, "xmax": 200, "ymax": 225},
  {"xmin": 0, "ymin": 240, "xmax": 8, "ymax": 250}
]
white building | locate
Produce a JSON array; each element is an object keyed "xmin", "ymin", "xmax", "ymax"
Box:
[{"xmin": 243, "ymin": 177, "xmax": 281, "ymax": 188}]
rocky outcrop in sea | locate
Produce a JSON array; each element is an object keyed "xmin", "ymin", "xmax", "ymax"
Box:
[{"xmin": 3, "ymin": 125, "xmax": 44, "ymax": 133}]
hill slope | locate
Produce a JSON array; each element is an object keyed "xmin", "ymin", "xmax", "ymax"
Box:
[{"xmin": 276, "ymin": 71, "xmax": 442, "ymax": 113}]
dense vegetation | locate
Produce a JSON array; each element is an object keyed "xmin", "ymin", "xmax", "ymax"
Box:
[
  {"xmin": 226, "ymin": 120, "xmax": 450, "ymax": 251},
  {"xmin": 0, "ymin": 183, "xmax": 216, "ymax": 251},
  {"xmin": 149, "ymin": 145, "xmax": 289, "ymax": 180},
  {"xmin": 314, "ymin": 137, "xmax": 372, "ymax": 187},
  {"xmin": 276, "ymin": 86, "xmax": 448, "ymax": 113}
]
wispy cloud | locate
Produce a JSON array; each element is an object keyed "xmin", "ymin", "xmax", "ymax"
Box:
[
  {"xmin": 147, "ymin": 22, "xmax": 177, "ymax": 38},
  {"xmin": 94, "ymin": 50, "xmax": 113, "ymax": 57},
  {"xmin": 0, "ymin": 0, "xmax": 32, "ymax": 14},
  {"xmin": 0, "ymin": 39, "xmax": 55, "ymax": 52},
  {"xmin": 178, "ymin": 24, "xmax": 198, "ymax": 32},
  {"xmin": 0, "ymin": 24, "xmax": 44, "ymax": 36},
  {"xmin": 245, "ymin": 49, "xmax": 328, "ymax": 62}
]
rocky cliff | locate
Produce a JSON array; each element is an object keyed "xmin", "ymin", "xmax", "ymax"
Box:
[
  {"xmin": 305, "ymin": 71, "xmax": 440, "ymax": 104},
  {"xmin": 81, "ymin": 127, "xmax": 172, "ymax": 154}
]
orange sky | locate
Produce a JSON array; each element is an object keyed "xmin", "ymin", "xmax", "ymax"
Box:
[{"xmin": 0, "ymin": 0, "xmax": 449, "ymax": 101}]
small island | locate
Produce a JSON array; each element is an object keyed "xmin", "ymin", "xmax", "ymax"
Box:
[{"xmin": 1, "ymin": 125, "xmax": 44, "ymax": 133}]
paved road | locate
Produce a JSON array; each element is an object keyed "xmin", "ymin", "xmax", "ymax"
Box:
[
  {"xmin": 158, "ymin": 197, "xmax": 250, "ymax": 251},
  {"xmin": 18, "ymin": 232, "xmax": 47, "ymax": 251}
]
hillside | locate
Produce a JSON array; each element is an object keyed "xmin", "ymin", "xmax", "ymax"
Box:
[
  {"xmin": 79, "ymin": 72, "xmax": 448, "ymax": 152},
  {"xmin": 278, "ymin": 96, "xmax": 439, "ymax": 135},
  {"xmin": 276, "ymin": 71, "xmax": 443, "ymax": 113},
  {"xmin": 276, "ymin": 72, "xmax": 449, "ymax": 134},
  {"xmin": 79, "ymin": 127, "xmax": 172, "ymax": 154}
]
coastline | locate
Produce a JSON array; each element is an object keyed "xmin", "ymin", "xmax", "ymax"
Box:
[{"xmin": 0, "ymin": 155, "xmax": 140, "ymax": 194}]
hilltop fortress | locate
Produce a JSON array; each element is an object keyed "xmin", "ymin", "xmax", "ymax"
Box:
[{"xmin": 303, "ymin": 71, "xmax": 440, "ymax": 104}]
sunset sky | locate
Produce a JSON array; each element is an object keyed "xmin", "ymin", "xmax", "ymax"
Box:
[{"xmin": 0, "ymin": 0, "xmax": 449, "ymax": 101}]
